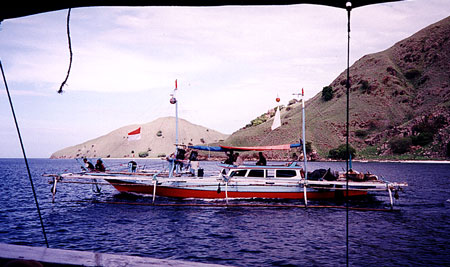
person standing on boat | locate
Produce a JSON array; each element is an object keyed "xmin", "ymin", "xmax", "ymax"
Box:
[
  {"xmin": 224, "ymin": 150, "xmax": 234, "ymax": 165},
  {"xmin": 256, "ymin": 152, "xmax": 267, "ymax": 166},
  {"xmin": 83, "ymin": 158, "xmax": 95, "ymax": 171},
  {"xmin": 128, "ymin": 160, "xmax": 137, "ymax": 172},
  {"xmin": 175, "ymin": 148, "xmax": 186, "ymax": 171},
  {"xmin": 188, "ymin": 150, "xmax": 199, "ymax": 175},
  {"xmin": 234, "ymin": 153, "xmax": 244, "ymax": 166},
  {"xmin": 95, "ymin": 159, "xmax": 106, "ymax": 172}
]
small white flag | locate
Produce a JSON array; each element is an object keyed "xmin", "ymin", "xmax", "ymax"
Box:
[
  {"xmin": 271, "ymin": 107, "xmax": 281, "ymax": 130},
  {"xmin": 127, "ymin": 127, "xmax": 141, "ymax": 141}
]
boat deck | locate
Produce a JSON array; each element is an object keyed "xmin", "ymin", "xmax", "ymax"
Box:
[{"xmin": 0, "ymin": 243, "xmax": 228, "ymax": 267}]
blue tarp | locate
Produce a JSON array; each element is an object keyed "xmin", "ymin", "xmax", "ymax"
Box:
[{"xmin": 188, "ymin": 145, "xmax": 227, "ymax": 152}]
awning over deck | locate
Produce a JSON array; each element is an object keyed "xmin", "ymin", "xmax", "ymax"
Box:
[{"xmin": 188, "ymin": 143, "xmax": 302, "ymax": 152}]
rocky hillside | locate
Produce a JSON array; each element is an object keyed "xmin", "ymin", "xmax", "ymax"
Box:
[
  {"xmin": 225, "ymin": 16, "xmax": 450, "ymax": 159},
  {"xmin": 51, "ymin": 117, "xmax": 228, "ymax": 159}
]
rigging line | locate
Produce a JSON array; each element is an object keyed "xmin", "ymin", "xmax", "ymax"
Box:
[
  {"xmin": 256, "ymin": 119, "xmax": 276, "ymax": 146},
  {"xmin": 0, "ymin": 61, "xmax": 49, "ymax": 248},
  {"xmin": 345, "ymin": 2, "xmax": 352, "ymax": 267},
  {"xmin": 58, "ymin": 8, "xmax": 72, "ymax": 94}
]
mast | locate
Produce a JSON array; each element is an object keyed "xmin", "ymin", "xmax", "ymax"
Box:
[
  {"xmin": 294, "ymin": 89, "xmax": 308, "ymax": 205},
  {"xmin": 301, "ymin": 88, "xmax": 308, "ymax": 206},
  {"xmin": 175, "ymin": 79, "xmax": 178, "ymax": 154},
  {"xmin": 175, "ymin": 90, "xmax": 179, "ymax": 154},
  {"xmin": 169, "ymin": 79, "xmax": 179, "ymax": 177},
  {"xmin": 170, "ymin": 79, "xmax": 179, "ymax": 155},
  {"xmin": 301, "ymin": 88, "xmax": 307, "ymax": 181}
]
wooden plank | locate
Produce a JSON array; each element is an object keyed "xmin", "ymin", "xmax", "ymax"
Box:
[{"xmin": 0, "ymin": 243, "xmax": 229, "ymax": 267}]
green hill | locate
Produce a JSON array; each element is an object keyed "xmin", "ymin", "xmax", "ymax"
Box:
[{"xmin": 224, "ymin": 16, "xmax": 450, "ymax": 160}]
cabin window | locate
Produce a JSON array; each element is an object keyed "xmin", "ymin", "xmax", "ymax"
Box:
[
  {"xmin": 276, "ymin": 170, "xmax": 297, "ymax": 178},
  {"xmin": 266, "ymin": 169, "xmax": 275, "ymax": 178},
  {"xmin": 230, "ymin": 170, "xmax": 247, "ymax": 177},
  {"xmin": 247, "ymin": 170, "xmax": 265, "ymax": 178}
]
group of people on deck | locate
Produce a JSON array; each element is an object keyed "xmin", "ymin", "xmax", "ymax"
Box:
[
  {"xmin": 166, "ymin": 148, "xmax": 201, "ymax": 175},
  {"xmin": 83, "ymin": 158, "xmax": 105, "ymax": 172},
  {"xmin": 224, "ymin": 151, "xmax": 266, "ymax": 166}
]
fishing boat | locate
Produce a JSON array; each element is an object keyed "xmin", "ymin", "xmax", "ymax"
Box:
[
  {"xmin": 46, "ymin": 143, "xmax": 407, "ymax": 208},
  {"xmin": 44, "ymin": 81, "xmax": 407, "ymax": 208}
]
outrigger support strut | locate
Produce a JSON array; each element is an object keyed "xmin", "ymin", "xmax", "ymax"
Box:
[
  {"xmin": 225, "ymin": 181, "xmax": 229, "ymax": 205},
  {"xmin": 152, "ymin": 180, "xmax": 157, "ymax": 204},
  {"xmin": 388, "ymin": 186, "xmax": 394, "ymax": 210},
  {"xmin": 51, "ymin": 176, "xmax": 59, "ymax": 203},
  {"xmin": 152, "ymin": 171, "xmax": 161, "ymax": 204},
  {"xmin": 303, "ymin": 182, "xmax": 308, "ymax": 207}
]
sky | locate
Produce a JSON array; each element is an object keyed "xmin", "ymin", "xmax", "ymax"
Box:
[{"xmin": 1, "ymin": 0, "xmax": 449, "ymax": 158}]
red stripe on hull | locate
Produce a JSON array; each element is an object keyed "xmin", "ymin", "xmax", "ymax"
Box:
[{"xmin": 108, "ymin": 182, "xmax": 367, "ymax": 200}]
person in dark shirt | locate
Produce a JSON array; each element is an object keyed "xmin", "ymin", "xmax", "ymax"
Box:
[
  {"xmin": 224, "ymin": 150, "xmax": 234, "ymax": 165},
  {"xmin": 256, "ymin": 152, "xmax": 267, "ymax": 166},
  {"xmin": 189, "ymin": 150, "xmax": 198, "ymax": 161},
  {"xmin": 83, "ymin": 158, "xmax": 95, "ymax": 171},
  {"xmin": 128, "ymin": 160, "xmax": 137, "ymax": 172},
  {"xmin": 95, "ymin": 159, "xmax": 106, "ymax": 172}
]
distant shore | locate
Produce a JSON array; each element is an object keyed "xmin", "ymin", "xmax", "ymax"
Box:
[{"xmin": 46, "ymin": 157, "xmax": 450, "ymax": 164}]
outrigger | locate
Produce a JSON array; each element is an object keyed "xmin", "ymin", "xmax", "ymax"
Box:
[{"xmin": 44, "ymin": 82, "xmax": 407, "ymax": 209}]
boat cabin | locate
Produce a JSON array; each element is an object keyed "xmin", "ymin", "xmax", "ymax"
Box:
[{"xmin": 219, "ymin": 164, "xmax": 303, "ymax": 179}]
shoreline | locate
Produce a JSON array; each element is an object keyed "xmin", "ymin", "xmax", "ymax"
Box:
[{"xmin": 42, "ymin": 157, "xmax": 450, "ymax": 164}]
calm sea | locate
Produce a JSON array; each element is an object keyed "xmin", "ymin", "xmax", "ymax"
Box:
[{"xmin": 0, "ymin": 158, "xmax": 449, "ymax": 266}]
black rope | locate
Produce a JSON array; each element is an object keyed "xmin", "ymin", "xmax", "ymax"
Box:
[
  {"xmin": 0, "ymin": 61, "xmax": 49, "ymax": 248},
  {"xmin": 58, "ymin": 8, "xmax": 72, "ymax": 94},
  {"xmin": 345, "ymin": 3, "xmax": 352, "ymax": 267}
]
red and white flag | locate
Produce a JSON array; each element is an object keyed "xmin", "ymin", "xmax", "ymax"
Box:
[{"xmin": 127, "ymin": 127, "xmax": 141, "ymax": 141}]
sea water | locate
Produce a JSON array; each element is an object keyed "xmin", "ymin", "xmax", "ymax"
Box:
[{"xmin": 0, "ymin": 158, "xmax": 449, "ymax": 266}]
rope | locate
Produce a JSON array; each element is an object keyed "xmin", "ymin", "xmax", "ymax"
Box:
[
  {"xmin": 0, "ymin": 60, "xmax": 49, "ymax": 248},
  {"xmin": 58, "ymin": 8, "xmax": 72, "ymax": 94}
]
